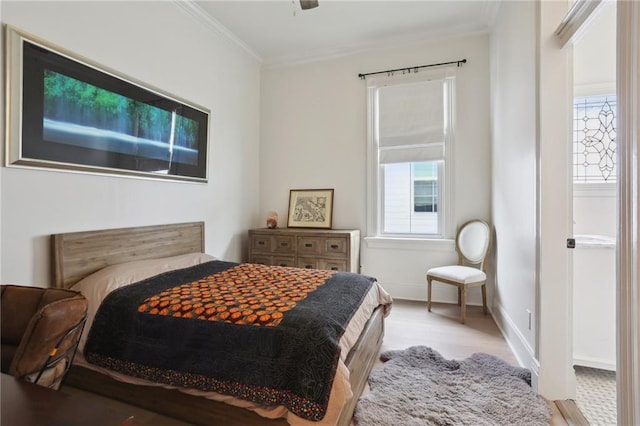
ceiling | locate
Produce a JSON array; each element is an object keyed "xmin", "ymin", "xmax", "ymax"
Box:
[{"xmin": 193, "ymin": 1, "xmax": 498, "ymax": 66}]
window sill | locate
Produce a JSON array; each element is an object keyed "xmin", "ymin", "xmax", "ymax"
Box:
[{"xmin": 364, "ymin": 236, "xmax": 455, "ymax": 251}]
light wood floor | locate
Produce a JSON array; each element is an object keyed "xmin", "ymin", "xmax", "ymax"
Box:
[
  {"xmin": 378, "ymin": 300, "xmax": 574, "ymax": 426},
  {"xmin": 65, "ymin": 299, "xmax": 582, "ymax": 425},
  {"xmin": 382, "ymin": 299, "xmax": 518, "ymax": 362}
]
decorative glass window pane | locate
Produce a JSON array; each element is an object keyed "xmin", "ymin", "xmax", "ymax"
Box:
[{"xmin": 573, "ymin": 96, "xmax": 616, "ymax": 183}]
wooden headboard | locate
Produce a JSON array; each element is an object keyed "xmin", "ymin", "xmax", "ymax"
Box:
[{"xmin": 51, "ymin": 222, "xmax": 204, "ymax": 289}]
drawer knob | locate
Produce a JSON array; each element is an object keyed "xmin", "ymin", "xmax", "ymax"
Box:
[
  {"xmin": 331, "ymin": 267, "xmax": 339, "ymax": 271},
  {"xmin": 279, "ymin": 263, "xmax": 287, "ymax": 267},
  {"xmin": 330, "ymin": 244, "xmax": 339, "ymax": 249},
  {"xmin": 280, "ymin": 242, "xmax": 288, "ymax": 247},
  {"xmin": 305, "ymin": 243, "xmax": 313, "ymax": 247},
  {"xmin": 305, "ymin": 264, "xmax": 312, "ymax": 268},
  {"xmin": 258, "ymin": 241, "xmax": 265, "ymax": 245}
]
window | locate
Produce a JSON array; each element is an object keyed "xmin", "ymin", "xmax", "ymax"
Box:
[
  {"xmin": 413, "ymin": 162, "xmax": 438, "ymax": 212},
  {"xmin": 573, "ymin": 95, "xmax": 616, "ymax": 183},
  {"xmin": 367, "ymin": 69, "xmax": 455, "ymax": 238}
]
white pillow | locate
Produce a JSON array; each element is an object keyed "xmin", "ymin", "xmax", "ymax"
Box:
[{"xmin": 72, "ymin": 252, "xmax": 217, "ymax": 352}]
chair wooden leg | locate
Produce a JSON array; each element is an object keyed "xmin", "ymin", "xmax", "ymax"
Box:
[
  {"xmin": 427, "ymin": 277, "xmax": 432, "ymax": 312},
  {"xmin": 481, "ymin": 284, "xmax": 488, "ymax": 315},
  {"xmin": 457, "ymin": 288, "xmax": 461, "ymax": 306},
  {"xmin": 460, "ymin": 287, "xmax": 467, "ymax": 324}
]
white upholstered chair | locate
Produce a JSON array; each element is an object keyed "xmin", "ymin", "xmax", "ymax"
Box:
[{"xmin": 426, "ymin": 220, "xmax": 491, "ymax": 324}]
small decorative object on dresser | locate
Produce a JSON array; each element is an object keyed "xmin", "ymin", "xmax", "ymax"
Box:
[
  {"xmin": 266, "ymin": 211, "xmax": 278, "ymax": 229},
  {"xmin": 287, "ymin": 189, "xmax": 334, "ymax": 229},
  {"xmin": 248, "ymin": 228, "xmax": 360, "ymax": 273}
]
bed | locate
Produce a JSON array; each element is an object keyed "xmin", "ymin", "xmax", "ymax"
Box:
[{"xmin": 51, "ymin": 222, "xmax": 391, "ymax": 426}]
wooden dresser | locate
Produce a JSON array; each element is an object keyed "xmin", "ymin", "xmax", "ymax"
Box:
[{"xmin": 248, "ymin": 228, "xmax": 360, "ymax": 273}]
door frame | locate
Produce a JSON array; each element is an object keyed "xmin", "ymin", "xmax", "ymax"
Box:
[
  {"xmin": 550, "ymin": 0, "xmax": 640, "ymax": 422},
  {"xmin": 536, "ymin": 0, "xmax": 575, "ymax": 400},
  {"xmin": 616, "ymin": 1, "xmax": 640, "ymax": 423}
]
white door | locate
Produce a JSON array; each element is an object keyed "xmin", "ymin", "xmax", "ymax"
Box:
[
  {"xmin": 554, "ymin": 1, "xmax": 640, "ymax": 423},
  {"xmin": 570, "ymin": 3, "xmax": 618, "ymax": 424},
  {"xmin": 571, "ymin": 2, "xmax": 617, "ymax": 372}
]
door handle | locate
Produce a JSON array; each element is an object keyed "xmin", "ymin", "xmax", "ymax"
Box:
[{"xmin": 566, "ymin": 238, "xmax": 576, "ymax": 249}]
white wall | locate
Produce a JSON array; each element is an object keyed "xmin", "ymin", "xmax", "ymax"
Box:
[
  {"xmin": 490, "ymin": 0, "xmax": 538, "ymax": 362},
  {"xmin": 260, "ymin": 33, "xmax": 492, "ymax": 304},
  {"xmin": 0, "ymin": 1, "xmax": 261, "ymax": 287},
  {"xmin": 574, "ymin": 4, "xmax": 616, "ymax": 96},
  {"xmin": 491, "ymin": 0, "xmax": 575, "ymax": 400}
]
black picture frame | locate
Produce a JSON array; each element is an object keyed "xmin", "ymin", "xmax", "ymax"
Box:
[{"xmin": 5, "ymin": 25, "xmax": 210, "ymax": 182}]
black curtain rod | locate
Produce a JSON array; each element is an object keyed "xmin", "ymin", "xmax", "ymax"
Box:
[{"xmin": 358, "ymin": 59, "xmax": 467, "ymax": 80}]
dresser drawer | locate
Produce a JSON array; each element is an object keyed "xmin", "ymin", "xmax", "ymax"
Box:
[
  {"xmin": 251, "ymin": 234, "xmax": 295, "ymax": 254},
  {"xmin": 297, "ymin": 237, "xmax": 323, "ymax": 255},
  {"xmin": 250, "ymin": 255, "xmax": 272, "ymax": 266},
  {"xmin": 323, "ymin": 238, "xmax": 347, "ymax": 255},
  {"xmin": 297, "ymin": 257, "xmax": 347, "ymax": 272},
  {"xmin": 319, "ymin": 259, "xmax": 347, "ymax": 272},
  {"xmin": 250, "ymin": 234, "xmax": 272, "ymax": 252},
  {"xmin": 297, "ymin": 257, "xmax": 319, "ymax": 270},
  {"xmin": 273, "ymin": 236, "xmax": 295, "ymax": 253},
  {"xmin": 250, "ymin": 255, "xmax": 296, "ymax": 268},
  {"xmin": 273, "ymin": 256, "xmax": 296, "ymax": 267},
  {"xmin": 298, "ymin": 237, "xmax": 348, "ymax": 256}
]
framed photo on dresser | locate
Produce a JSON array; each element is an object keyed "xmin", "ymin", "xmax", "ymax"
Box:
[{"xmin": 287, "ymin": 189, "xmax": 334, "ymax": 229}]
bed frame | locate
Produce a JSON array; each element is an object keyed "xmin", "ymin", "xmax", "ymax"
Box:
[{"xmin": 51, "ymin": 222, "xmax": 384, "ymax": 426}]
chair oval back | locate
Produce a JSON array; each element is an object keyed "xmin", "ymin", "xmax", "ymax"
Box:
[{"xmin": 456, "ymin": 220, "xmax": 490, "ymax": 265}]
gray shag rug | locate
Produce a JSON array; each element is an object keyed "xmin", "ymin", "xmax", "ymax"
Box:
[{"xmin": 354, "ymin": 346, "xmax": 552, "ymax": 426}]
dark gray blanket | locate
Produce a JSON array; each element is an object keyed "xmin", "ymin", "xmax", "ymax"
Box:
[{"xmin": 84, "ymin": 261, "xmax": 374, "ymax": 421}]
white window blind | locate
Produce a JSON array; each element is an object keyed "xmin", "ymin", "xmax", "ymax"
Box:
[
  {"xmin": 366, "ymin": 67, "xmax": 455, "ymax": 238},
  {"xmin": 377, "ymin": 80, "xmax": 445, "ymax": 164}
]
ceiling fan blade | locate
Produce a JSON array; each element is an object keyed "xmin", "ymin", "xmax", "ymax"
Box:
[{"xmin": 300, "ymin": 0, "xmax": 319, "ymax": 10}]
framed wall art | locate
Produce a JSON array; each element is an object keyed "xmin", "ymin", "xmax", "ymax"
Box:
[
  {"xmin": 287, "ymin": 189, "xmax": 334, "ymax": 229},
  {"xmin": 5, "ymin": 25, "xmax": 210, "ymax": 182}
]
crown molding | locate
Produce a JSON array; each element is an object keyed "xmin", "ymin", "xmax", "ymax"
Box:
[
  {"xmin": 264, "ymin": 23, "xmax": 489, "ymax": 69},
  {"xmin": 172, "ymin": 0, "xmax": 262, "ymax": 63},
  {"xmin": 172, "ymin": 0, "xmax": 491, "ymax": 70}
]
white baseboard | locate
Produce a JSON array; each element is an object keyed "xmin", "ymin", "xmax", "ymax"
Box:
[
  {"xmin": 380, "ymin": 281, "xmax": 485, "ymax": 305},
  {"xmin": 390, "ymin": 293, "xmax": 542, "ymax": 390},
  {"xmin": 573, "ymin": 356, "xmax": 616, "ymax": 372},
  {"xmin": 491, "ymin": 302, "xmax": 541, "ymax": 392}
]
